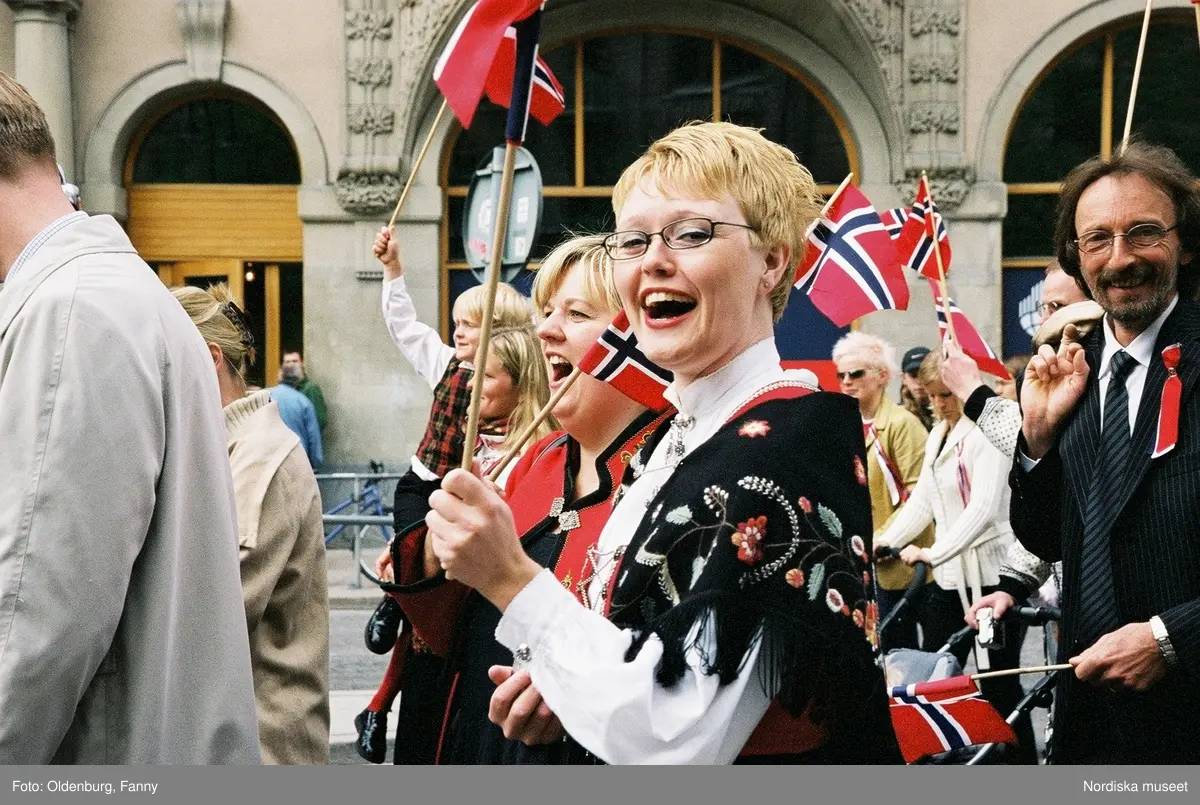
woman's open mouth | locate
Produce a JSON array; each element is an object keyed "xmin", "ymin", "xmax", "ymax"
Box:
[
  {"xmin": 642, "ymin": 291, "xmax": 697, "ymax": 323},
  {"xmin": 547, "ymin": 354, "xmax": 573, "ymax": 384}
]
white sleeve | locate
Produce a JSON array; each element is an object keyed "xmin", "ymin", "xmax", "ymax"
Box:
[
  {"xmin": 381, "ymin": 277, "xmax": 453, "ymax": 389},
  {"xmin": 925, "ymin": 432, "xmax": 1011, "ymax": 567},
  {"xmin": 495, "ymin": 570, "xmax": 771, "ymax": 764}
]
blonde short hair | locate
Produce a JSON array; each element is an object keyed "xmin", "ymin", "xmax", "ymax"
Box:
[
  {"xmin": 916, "ymin": 350, "xmax": 944, "ymax": 388},
  {"xmin": 452, "ymin": 282, "xmax": 533, "ymax": 329},
  {"xmin": 171, "ymin": 283, "xmax": 256, "ymax": 377},
  {"xmin": 831, "ymin": 332, "xmax": 897, "ymax": 376},
  {"xmin": 612, "ymin": 121, "xmax": 823, "ymax": 321},
  {"xmin": 531, "ymin": 234, "xmax": 620, "ymax": 314},
  {"xmin": 0, "ymin": 71, "xmax": 56, "ymax": 180},
  {"xmin": 486, "ymin": 325, "xmax": 556, "ymax": 453}
]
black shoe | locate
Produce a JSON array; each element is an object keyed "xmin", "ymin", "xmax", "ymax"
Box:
[
  {"xmin": 364, "ymin": 596, "xmax": 403, "ymax": 655},
  {"xmin": 354, "ymin": 709, "xmax": 388, "ymax": 764}
]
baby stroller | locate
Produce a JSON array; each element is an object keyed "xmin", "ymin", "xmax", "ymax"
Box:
[{"xmin": 874, "ymin": 548, "xmax": 1061, "ymax": 764}]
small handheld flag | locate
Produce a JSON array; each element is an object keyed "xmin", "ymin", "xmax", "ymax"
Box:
[
  {"xmin": 897, "ymin": 175, "xmax": 952, "ymax": 281},
  {"xmin": 1152, "ymin": 343, "xmax": 1182, "ymax": 458},
  {"xmin": 794, "ymin": 184, "xmax": 909, "ymax": 327},
  {"xmin": 889, "ymin": 675, "xmax": 1017, "ymax": 763},
  {"xmin": 879, "ymin": 207, "xmax": 910, "ymax": 239},
  {"xmin": 927, "ymin": 279, "xmax": 1011, "ymax": 379},
  {"xmin": 577, "ymin": 311, "xmax": 673, "ymax": 411},
  {"xmin": 432, "ymin": 0, "xmax": 546, "ymax": 129}
]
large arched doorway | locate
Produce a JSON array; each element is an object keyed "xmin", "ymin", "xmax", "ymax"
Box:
[
  {"xmin": 439, "ymin": 31, "xmax": 858, "ymax": 384},
  {"xmin": 125, "ymin": 93, "xmax": 304, "ymax": 387}
]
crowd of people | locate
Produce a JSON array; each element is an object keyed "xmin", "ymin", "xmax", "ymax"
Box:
[{"xmin": 2, "ymin": 64, "xmax": 1199, "ymax": 766}]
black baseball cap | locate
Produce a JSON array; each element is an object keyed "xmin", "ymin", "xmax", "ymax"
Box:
[{"xmin": 902, "ymin": 346, "xmax": 931, "ymax": 374}]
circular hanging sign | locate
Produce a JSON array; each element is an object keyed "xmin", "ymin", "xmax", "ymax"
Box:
[{"xmin": 462, "ymin": 145, "xmax": 544, "ymax": 283}]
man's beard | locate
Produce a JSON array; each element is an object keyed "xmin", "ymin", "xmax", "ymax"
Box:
[{"xmin": 1094, "ymin": 260, "xmax": 1176, "ymax": 328}]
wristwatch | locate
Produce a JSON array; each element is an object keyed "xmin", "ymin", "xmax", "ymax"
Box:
[{"xmin": 1149, "ymin": 616, "xmax": 1179, "ymax": 669}]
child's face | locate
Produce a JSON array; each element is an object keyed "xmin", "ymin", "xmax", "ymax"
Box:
[
  {"xmin": 467, "ymin": 357, "xmax": 520, "ymax": 422},
  {"xmin": 453, "ymin": 317, "xmax": 481, "ymax": 362}
]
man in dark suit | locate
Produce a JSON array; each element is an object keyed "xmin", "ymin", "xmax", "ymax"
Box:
[{"xmin": 1011, "ymin": 141, "xmax": 1200, "ymax": 763}]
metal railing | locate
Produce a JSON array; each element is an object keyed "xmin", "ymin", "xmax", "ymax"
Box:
[{"xmin": 317, "ymin": 470, "xmax": 404, "ymax": 588}]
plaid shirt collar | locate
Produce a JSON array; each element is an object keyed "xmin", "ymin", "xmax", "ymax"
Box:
[{"xmin": 4, "ymin": 211, "xmax": 88, "ymax": 287}]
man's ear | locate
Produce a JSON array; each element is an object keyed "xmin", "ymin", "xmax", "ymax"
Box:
[{"xmin": 1179, "ymin": 250, "xmax": 1193, "ymax": 266}]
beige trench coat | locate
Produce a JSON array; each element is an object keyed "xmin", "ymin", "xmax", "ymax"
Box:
[
  {"xmin": 0, "ymin": 215, "xmax": 260, "ymax": 763},
  {"xmin": 226, "ymin": 391, "xmax": 330, "ymax": 764}
]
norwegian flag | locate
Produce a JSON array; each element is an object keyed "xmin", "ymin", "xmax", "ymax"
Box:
[
  {"xmin": 484, "ymin": 26, "xmax": 565, "ymax": 127},
  {"xmin": 793, "ymin": 184, "xmax": 909, "ymax": 327},
  {"xmin": 577, "ymin": 311, "xmax": 673, "ymax": 412},
  {"xmin": 879, "ymin": 207, "xmax": 909, "ymax": 239},
  {"xmin": 928, "ymin": 279, "xmax": 1012, "ymax": 379},
  {"xmin": 889, "ymin": 676, "xmax": 1017, "ymax": 763},
  {"xmin": 432, "ymin": 0, "xmax": 549, "ymax": 130},
  {"xmin": 896, "ymin": 175, "xmax": 952, "ymax": 280}
]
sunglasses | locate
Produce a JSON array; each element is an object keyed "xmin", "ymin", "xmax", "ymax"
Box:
[{"xmin": 836, "ymin": 369, "xmax": 869, "ymax": 381}]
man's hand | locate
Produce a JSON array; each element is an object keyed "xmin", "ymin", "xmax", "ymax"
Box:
[
  {"xmin": 1070, "ymin": 622, "xmax": 1168, "ymax": 692},
  {"xmin": 1020, "ymin": 324, "xmax": 1090, "ymax": 459},
  {"xmin": 373, "ymin": 226, "xmax": 403, "ymax": 281},
  {"xmin": 375, "ymin": 544, "xmax": 395, "ymax": 583},
  {"xmin": 488, "ymin": 665, "xmax": 564, "ymax": 746},
  {"xmin": 966, "ymin": 591, "xmax": 1016, "ymax": 629},
  {"xmin": 425, "ymin": 469, "xmax": 540, "ymax": 609},
  {"xmin": 942, "ymin": 337, "xmax": 985, "ymax": 403}
]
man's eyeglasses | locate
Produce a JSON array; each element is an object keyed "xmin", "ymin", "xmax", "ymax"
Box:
[
  {"xmin": 836, "ymin": 369, "xmax": 869, "ymax": 381},
  {"xmin": 1037, "ymin": 301, "xmax": 1066, "ymax": 317},
  {"xmin": 603, "ymin": 218, "xmax": 755, "ymax": 260},
  {"xmin": 1073, "ymin": 223, "xmax": 1177, "ymax": 255}
]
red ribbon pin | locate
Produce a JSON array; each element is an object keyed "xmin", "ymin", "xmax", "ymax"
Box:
[{"xmin": 1152, "ymin": 343, "xmax": 1182, "ymax": 458}]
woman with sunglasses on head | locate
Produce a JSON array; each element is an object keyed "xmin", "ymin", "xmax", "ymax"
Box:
[
  {"xmin": 171, "ymin": 284, "xmax": 330, "ymax": 764},
  {"xmin": 424, "ymin": 122, "xmax": 901, "ymax": 764},
  {"xmin": 384, "ymin": 235, "xmax": 669, "ymax": 763},
  {"xmin": 875, "ymin": 350, "xmax": 1037, "ymax": 763},
  {"xmin": 833, "ymin": 332, "xmax": 933, "ymax": 653}
]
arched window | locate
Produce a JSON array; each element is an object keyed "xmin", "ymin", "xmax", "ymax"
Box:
[
  {"xmin": 441, "ymin": 31, "xmax": 856, "ymax": 376},
  {"xmin": 1001, "ymin": 15, "xmax": 1200, "ymax": 355},
  {"xmin": 130, "ymin": 96, "xmax": 300, "ymax": 184}
]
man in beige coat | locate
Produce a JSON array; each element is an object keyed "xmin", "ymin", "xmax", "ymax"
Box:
[{"xmin": 0, "ymin": 72, "xmax": 260, "ymax": 763}]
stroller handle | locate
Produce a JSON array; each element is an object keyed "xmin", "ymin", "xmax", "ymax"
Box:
[
  {"xmin": 874, "ymin": 547, "xmax": 929, "ymax": 638},
  {"xmin": 1005, "ymin": 604, "xmax": 1062, "ymax": 625}
]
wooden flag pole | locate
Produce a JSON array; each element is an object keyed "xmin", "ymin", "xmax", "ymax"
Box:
[
  {"xmin": 923, "ymin": 171, "xmax": 958, "ymax": 347},
  {"xmin": 487, "ymin": 366, "xmax": 583, "ymax": 482},
  {"xmin": 971, "ymin": 663, "xmax": 1072, "ymax": 681},
  {"xmin": 460, "ymin": 142, "xmax": 519, "ymax": 473},
  {"xmin": 387, "ymin": 100, "xmax": 449, "ymax": 230},
  {"xmin": 1120, "ymin": 0, "xmax": 1155, "ymax": 152},
  {"xmin": 1193, "ymin": 0, "xmax": 1200, "ymax": 51},
  {"xmin": 804, "ymin": 172, "xmax": 855, "ymax": 239}
]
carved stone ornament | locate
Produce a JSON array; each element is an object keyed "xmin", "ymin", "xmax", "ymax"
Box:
[
  {"xmin": 909, "ymin": 6, "xmax": 959, "ymax": 36},
  {"xmin": 908, "ymin": 53, "xmax": 959, "ymax": 84},
  {"xmin": 348, "ymin": 106, "xmax": 396, "ymax": 135},
  {"xmin": 894, "ymin": 167, "xmax": 975, "ymax": 209},
  {"xmin": 908, "ymin": 101, "xmax": 959, "ymax": 133},
  {"xmin": 334, "ymin": 169, "xmax": 403, "ymax": 215},
  {"xmin": 175, "ymin": 0, "xmax": 229, "ymax": 82}
]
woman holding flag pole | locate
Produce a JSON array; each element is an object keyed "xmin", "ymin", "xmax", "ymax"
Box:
[{"xmin": 425, "ymin": 121, "xmax": 901, "ymax": 763}]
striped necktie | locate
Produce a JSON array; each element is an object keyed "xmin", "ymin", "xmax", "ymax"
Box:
[{"xmin": 1077, "ymin": 349, "xmax": 1136, "ymax": 647}]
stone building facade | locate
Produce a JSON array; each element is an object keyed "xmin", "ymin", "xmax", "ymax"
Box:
[{"xmin": 2, "ymin": 0, "xmax": 1196, "ymax": 468}]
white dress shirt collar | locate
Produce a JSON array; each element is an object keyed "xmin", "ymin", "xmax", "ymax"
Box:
[
  {"xmin": 1099, "ymin": 293, "xmax": 1178, "ymax": 379},
  {"xmin": 663, "ymin": 336, "xmax": 784, "ymax": 424}
]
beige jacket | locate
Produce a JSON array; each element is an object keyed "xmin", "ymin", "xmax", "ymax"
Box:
[
  {"xmin": 226, "ymin": 391, "xmax": 330, "ymax": 764},
  {"xmin": 866, "ymin": 396, "xmax": 935, "ymax": 590},
  {"xmin": 0, "ymin": 215, "xmax": 260, "ymax": 763}
]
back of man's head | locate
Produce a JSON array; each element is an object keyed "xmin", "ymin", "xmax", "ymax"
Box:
[{"xmin": 0, "ymin": 72, "xmax": 56, "ymax": 181}]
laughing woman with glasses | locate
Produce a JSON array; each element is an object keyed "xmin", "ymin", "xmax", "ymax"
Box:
[{"xmin": 423, "ymin": 122, "xmax": 901, "ymax": 764}]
